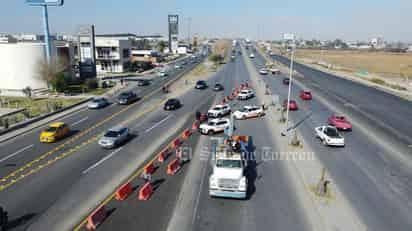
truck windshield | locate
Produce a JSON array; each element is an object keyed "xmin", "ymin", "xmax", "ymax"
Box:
[{"xmin": 216, "ymin": 159, "xmax": 241, "ymax": 168}]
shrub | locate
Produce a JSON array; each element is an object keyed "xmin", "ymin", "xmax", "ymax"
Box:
[
  {"xmin": 86, "ymin": 78, "xmax": 98, "ymax": 90},
  {"xmin": 370, "ymin": 78, "xmax": 386, "ymax": 85},
  {"xmin": 50, "ymin": 72, "xmax": 69, "ymax": 92}
]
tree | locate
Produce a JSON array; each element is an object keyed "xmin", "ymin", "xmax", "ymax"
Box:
[
  {"xmin": 50, "ymin": 72, "xmax": 68, "ymax": 92},
  {"xmin": 85, "ymin": 78, "xmax": 98, "ymax": 90},
  {"xmin": 22, "ymin": 86, "xmax": 32, "ymax": 99},
  {"xmin": 157, "ymin": 40, "xmax": 167, "ymax": 53},
  {"xmin": 209, "ymin": 54, "xmax": 223, "ymax": 64},
  {"xmin": 36, "ymin": 57, "xmax": 68, "ymax": 88}
]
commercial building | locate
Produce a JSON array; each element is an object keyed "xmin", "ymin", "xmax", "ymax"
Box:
[
  {"xmin": 95, "ymin": 34, "xmax": 133, "ymax": 73},
  {"xmin": 130, "ymin": 49, "xmax": 162, "ymax": 63},
  {"xmin": 0, "ymin": 39, "xmax": 76, "ymax": 96}
]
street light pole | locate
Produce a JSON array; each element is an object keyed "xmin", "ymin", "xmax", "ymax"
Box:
[
  {"xmin": 285, "ymin": 41, "xmax": 295, "ymax": 134},
  {"xmin": 42, "ymin": 4, "xmax": 52, "ymax": 64}
]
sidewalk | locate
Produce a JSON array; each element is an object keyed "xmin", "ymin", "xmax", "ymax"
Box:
[{"xmin": 245, "ymin": 45, "xmax": 366, "ymax": 231}]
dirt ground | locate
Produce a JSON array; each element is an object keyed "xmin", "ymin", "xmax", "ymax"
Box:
[{"xmin": 294, "ymin": 49, "xmax": 412, "ymax": 77}]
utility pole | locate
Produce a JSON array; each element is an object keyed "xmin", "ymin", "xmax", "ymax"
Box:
[
  {"xmin": 42, "ymin": 5, "xmax": 52, "ymax": 63},
  {"xmin": 281, "ymin": 33, "xmax": 295, "ymax": 136},
  {"xmin": 187, "ymin": 17, "xmax": 192, "ymax": 47}
]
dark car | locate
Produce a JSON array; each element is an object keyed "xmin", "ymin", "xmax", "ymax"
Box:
[
  {"xmin": 117, "ymin": 91, "xmax": 139, "ymax": 105},
  {"xmin": 195, "ymin": 80, "xmax": 208, "ymax": 89},
  {"xmin": 137, "ymin": 79, "xmax": 150, "ymax": 86},
  {"xmin": 164, "ymin": 98, "xmax": 181, "ymax": 110},
  {"xmin": 213, "ymin": 83, "xmax": 224, "ymax": 91},
  {"xmin": 282, "ymin": 78, "xmax": 290, "ymax": 85}
]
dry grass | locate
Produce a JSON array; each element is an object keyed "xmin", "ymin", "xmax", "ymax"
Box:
[{"xmin": 295, "ymin": 49, "xmax": 412, "ymax": 76}]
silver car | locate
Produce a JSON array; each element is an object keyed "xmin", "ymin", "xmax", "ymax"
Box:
[
  {"xmin": 88, "ymin": 97, "xmax": 109, "ymax": 109},
  {"xmin": 98, "ymin": 126, "xmax": 129, "ymax": 149}
]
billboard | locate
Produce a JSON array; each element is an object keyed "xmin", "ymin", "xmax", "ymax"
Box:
[
  {"xmin": 26, "ymin": 0, "xmax": 64, "ymax": 6},
  {"xmin": 168, "ymin": 15, "xmax": 179, "ymax": 53}
]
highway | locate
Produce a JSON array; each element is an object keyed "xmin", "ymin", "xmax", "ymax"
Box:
[
  {"xmin": 0, "ymin": 54, "xmax": 205, "ymax": 231},
  {"xmin": 2, "ymin": 42, "xmax": 411, "ymax": 231},
  {"xmin": 248, "ymin": 47, "xmax": 412, "ymax": 230}
]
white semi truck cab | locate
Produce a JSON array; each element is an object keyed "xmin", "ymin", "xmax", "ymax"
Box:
[{"xmin": 209, "ymin": 135, "xmax": 248, "ymax": 199}]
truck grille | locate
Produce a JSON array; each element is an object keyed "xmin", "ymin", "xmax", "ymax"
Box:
[{"xmin": 218, "ymin": 178, "xmax": 239, "ymax": 188}]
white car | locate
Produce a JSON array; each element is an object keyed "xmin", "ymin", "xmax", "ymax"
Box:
[
  {"xmin": 207, "ymin": 104, "xmax": 231, "ymax": 118},
  {"xmin": 174, "ymin": 64, "xmax": 181, "ymax": 69},
  {"xmin": 199, "ymin": 118, "xmax": 230, "ymax": 135},
  {"xmin": 249, "ymin": 53, "xmax": 255, "ymax": 58},
  {"xmin": 233, "ymin": 106, "xmax": 264, "ymax": 120},
  {"xmin": 315, "ymin": 126, "xmax": 345, "ymax": 147},
  {"xmin": 237, "ymin": 89, "xmax": 255, "ymax": 100},
  {"xmin": 259, "ymin": 68, "xmax": 268, "ymax": 75}
]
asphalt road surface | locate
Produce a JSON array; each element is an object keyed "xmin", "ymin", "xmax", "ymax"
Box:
[
  {"xmin": 249, "ymin": 47, "xmax": 412, "ymax": 230},
  {"xmin": 0, "ymin": 54, "xmax": 205, "ymax": 231}
]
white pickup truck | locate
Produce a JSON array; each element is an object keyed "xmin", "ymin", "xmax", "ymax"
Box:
[{"xmin": 209, "ymin": 135, "xmax": 248, "ymax": 199}]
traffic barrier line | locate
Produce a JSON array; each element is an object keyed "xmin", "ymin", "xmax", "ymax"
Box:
[
  {"xmin": 181, "ymin": 128, "xmax": 192, "ymax": 140},
  {"xmin": 86, "ymin": 205, "xmax": 107, "ymax": 230},
  {"xmin": 192, "ymin": 120, "xmax": 200, "ymax": 131},
  {"xmin": 166, "ymin": 158, "xmax": 181, "ymax": 175},
  {"xmin": 143, "ymin": 161, "xmax": 156, "ymax": 175},
  {"xmin": 115, "ymin": 182, "xmax": 133, "ymax": 201},
  {"xmin": 170, "ymin": 138, "xmax": 182, "ymax": 149},
  {"xmin": 157, "ymin": 148, "xmax": 170, "ymax": 163},
  {"xmin": 138, "ymin": 182, "xmax": 154, "ymax": 201}
]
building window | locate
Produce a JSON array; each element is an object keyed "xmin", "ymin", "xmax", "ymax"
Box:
[{"xmin": 123, "ymin": 49, "xmax": 130, "ymax": 58}]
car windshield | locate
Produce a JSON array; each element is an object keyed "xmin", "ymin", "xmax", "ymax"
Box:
[
  {"xmin": 336, "ymin": 116, "xmax": 345, "ymax": 121},
  {"xmin": 216, "ymin": 159, "xmax": 242, "ymax": 168},
  {"xmin": 239, "ymin": 108, "xmax": 248, "ymax": 112},
  {"xmin": 44, "ymin": 126, "xmax": 58, "ymax": 132},
  {"xmin": 119, "ymin": 93, "xmax": 130, "ymax": 98},
  {"xmin": 105, "ymin": 130, "xmax": 120, "ymax": 137},
  {"xmin": 208, "ymin": 121, "xmax": 216, "ymax": 126},
  {"xmin": 325, "ymin": 127, "xmax": 340, "ymax": 137}
]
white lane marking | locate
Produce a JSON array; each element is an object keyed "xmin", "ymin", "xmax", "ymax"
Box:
[
  {"xmin": 0, "ymin": 144, "xmax": 34, "ymax": 163},
  {"xmin": 191, "ymin": 155, "xmax": 208, "ymax": 226},
  {"xmin": 59, "ymin": 108, "xmax": 88, "ymax": 121},
  {"xmin": 71, "ymin": 117, "xmax": 89, "ymax": 126},
  {"xmin": 82, "ymin": 147, "xmax": 123, "ymax": 174},
  {"xmin": 145, "ymin": 115, "xmax": 172, "ymax": 133}
]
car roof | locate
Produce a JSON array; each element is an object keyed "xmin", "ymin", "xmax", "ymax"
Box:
[
  {"xmin": 214, "ymin": 104, "xmax": 228, "ymax": 107},
  {"xmin": 108, "ymin": 126, "xmax": 126, "ymax": 132},
  {"xmin": 243, "ymin": 105, "xmax": 258, "ymax": 109},
  {"xmin": 210, "ymin": 118, "xmax": 229, "ymax": 123},
  {"xmin": 49, "ymin": 122, "xmax": 65, "ymax": 127}
]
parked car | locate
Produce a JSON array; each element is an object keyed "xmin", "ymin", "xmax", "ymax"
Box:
[
  {"xmin": 117, "ymin": 91, "xmax": 139, "ymax": 105},
  {"xmin": 213, "ymin": 83, "xmax": 224, "ymax": 91},
  {"xmin": 164, "ymin": 98, "xmax": 181, "ymax": 111},
  {"xmin": 88, "ymin": 97, "xmax": 109, "ymax": 109},
  {"xmin": 282, "ymin": 78, "xmax": 290, "ymax": 85},
  {"xmin": 249, "ymin": 53, "xmax": 255, "ymax": 58},
  {"xmin": 195, "ymin": 80, "xmax": 208, "ymax": 89},
  {"xmin": 315, "ymin": 126, "xmax": 345, "ymax": 147},
  {"xmin": 98, "ymin": 126, "xmax": 130, "ymax": 149},
  {"xmin": 199, "ymin": 118, "xmax": 230, "ymax": 135},
  {"xmin": 328, "ymin": 116, "xmax": 352, "ymax": 131},
  {"xmin": 237, "ymin": 89, "xmax": 255, "ymax": 100},
  {"xmin": 174, "ymin": 64, "xmax": 181, "ymax": 69},
  {"xmin": 283, "ymin": 100, "xmax": 298, "ymax": 111},
  {"xmin": 299, "ymin": 91, "xmax": 312, "ymax": 100},
  {"xmin": 207, "ymin": 104, "xmax": 231, "ymax": 118},
  {"xmin": 233, "ymin": 105, "xmax": 264, "ymax": 119},
  {"xmin": 40, "ymin": 122, "xmax": 70, "ymax": 143}
]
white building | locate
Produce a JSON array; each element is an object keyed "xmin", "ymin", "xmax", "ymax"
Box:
[
  {"xmin": 0, "ymin": 41, "xmax": 51, "ymax": 96},
  {"xmin": 95, "ymin": 34, "xmax": 133, "ymax": 73}
]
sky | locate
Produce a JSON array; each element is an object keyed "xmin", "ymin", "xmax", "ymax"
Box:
[{"xmin": 0, "ymin": 0, "xmax": 410, "ymax": 42}]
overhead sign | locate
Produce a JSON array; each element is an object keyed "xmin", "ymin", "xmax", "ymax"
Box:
[
  {"xmin": 283, "ymin": 33, "xmax": 295, "ymax": 41},
  {"xmin": 26, "ymin": 0, "xmax": 64, "ymax": 6}
]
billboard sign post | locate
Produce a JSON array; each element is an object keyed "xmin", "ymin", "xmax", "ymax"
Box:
[{"xmin": 26, "ymin": 0, "xmax": 64, "ymax": 63}]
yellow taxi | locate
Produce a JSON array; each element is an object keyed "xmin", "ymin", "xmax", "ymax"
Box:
[{"xmin": 40, "ymin": 122, "xmax": 70, "ymax": 143}]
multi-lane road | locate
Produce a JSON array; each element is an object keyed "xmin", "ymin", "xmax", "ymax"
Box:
[
  {"xmin": 0, "ymin": 54, "xmax": 206, "ymax": 231},
  {"xmin": 1, "ymin": 41, "xmax": 412, "ymax": 231}
]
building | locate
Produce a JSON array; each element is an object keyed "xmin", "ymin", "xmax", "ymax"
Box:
[
  {"xmin": 370, "ymin": 37, "xmax": 386, "ymax": 49},
  {"xmin": 94, "ymin": 34, "xmax": 133, "ymax": 73},
  {"xmin": 130, "ymin": 49, "xmax": 162, "ymax": 63},
  {"xmin": 0, "ymin": 41, "xmax": 50, "ymax": 96}
]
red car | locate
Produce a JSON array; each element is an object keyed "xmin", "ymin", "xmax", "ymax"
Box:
[
  {"xmin": 283, "ymin": 100, "xmax": 298, "ymax": 111},
  {"xmin": 300, "ymin": 90, "xmax": 312, "ymax": 100},
  {"xmin": 328, "ymin": 116, "xmax": 352, "ymax": 131}
]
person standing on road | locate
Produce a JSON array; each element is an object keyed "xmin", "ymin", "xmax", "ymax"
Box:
[{"xmin": 195, "ymin": 110, "xmax": 201, "ymax": 121}]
